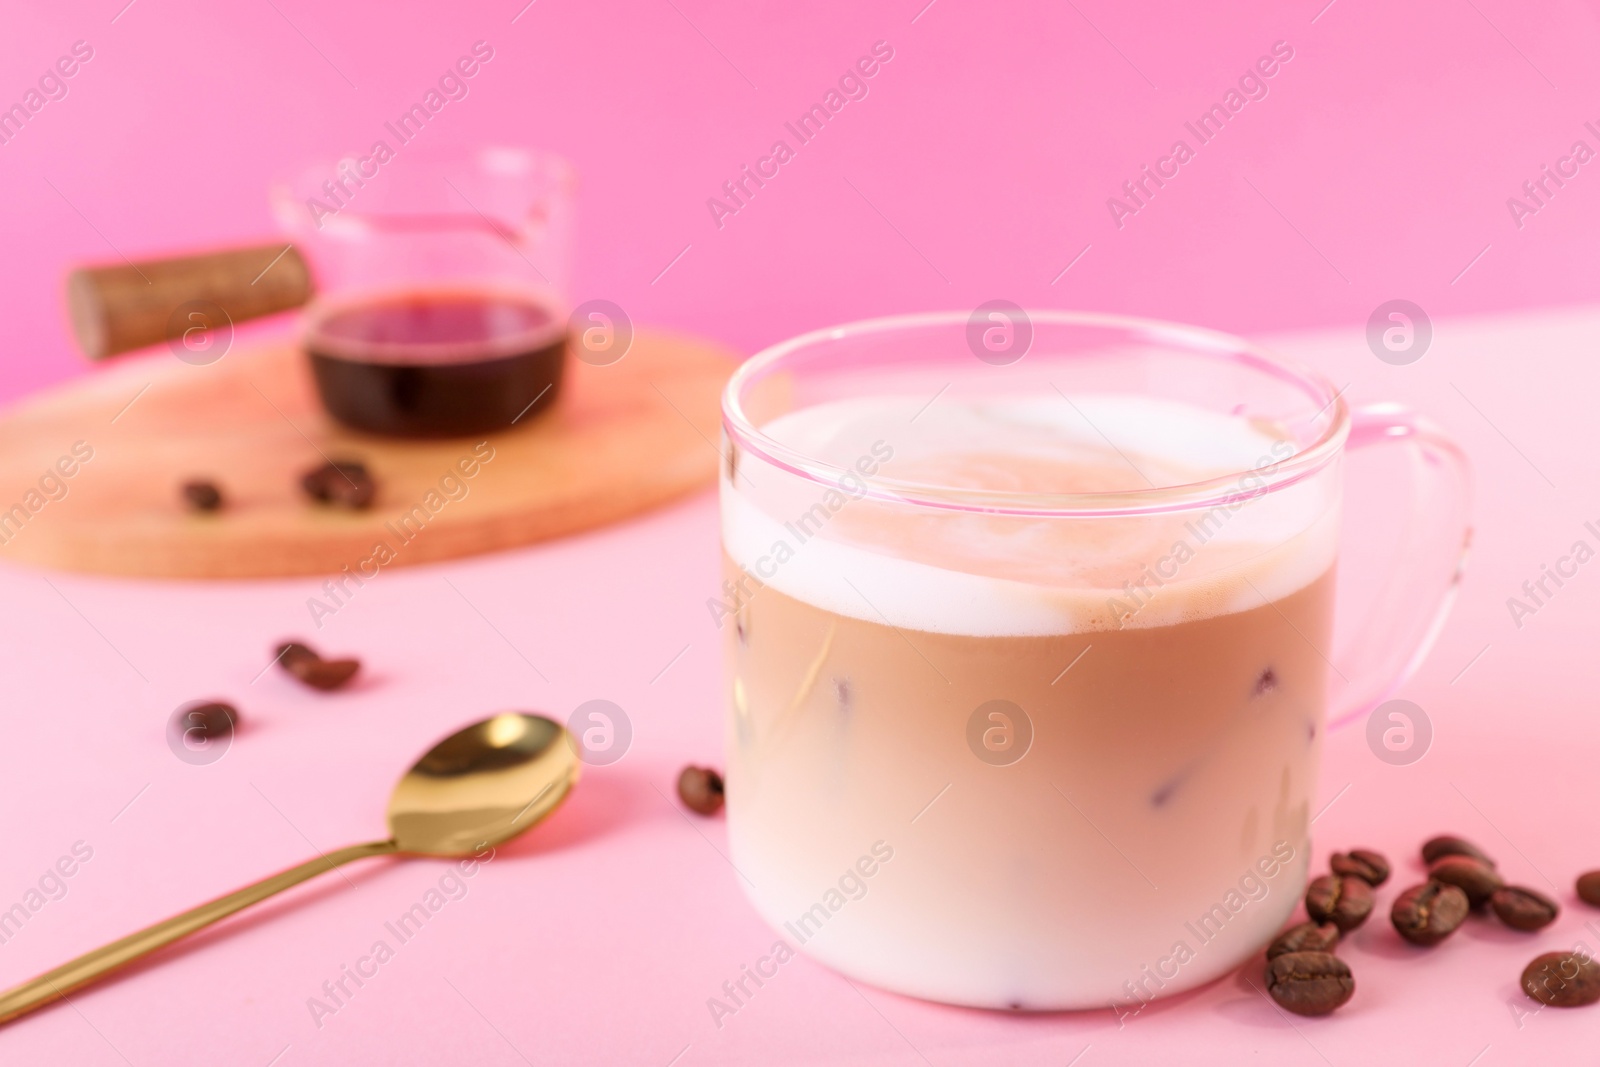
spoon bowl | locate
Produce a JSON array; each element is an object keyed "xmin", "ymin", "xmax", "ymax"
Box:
[{"xmin": 388, "ymin": 712, "xmax": 579, "ymax": 855}]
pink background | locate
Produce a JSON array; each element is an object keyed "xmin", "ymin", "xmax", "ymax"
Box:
[
  {"xmin": 6, "ymin": 0, "xmax": 1600, "ymax": 403},
  {"xmin": 4, "ymin": 0, "xmax": 1600, "ymax": 1063}
]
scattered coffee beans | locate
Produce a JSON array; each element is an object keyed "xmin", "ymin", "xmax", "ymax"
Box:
[
  {"xmin": 1577, "ymin": 871, "xmax": 1600, "ymax": 907},
  {"xmin": 1264, "ymin": 951, "xmax": 1354, "ymax": 1016},
  {"xmin": 1421, "ymin": 835, "xmax": 1495, "ymax": 867},
  {"xmin": 1305, "ymin": 874, "xmax": 1375, "ymax": 932},
  {"xmin": 677, "ymin": 765, "xmax": 725, "ymax": 815},
  {"xmin": 1267, "ymin": 921, "xmax": 1340, "ymax": 961},
  {"xmin": 1522, "ymin": 951, "xmax": 1600, "ymax": 1008},
  {"xmin": 182, "ymin": 479, "xmax": 224, "ymax": 512},
  {"xmin": 1330, "ymin": 849, "xmax": 1390, "ymax": 886},
  {"xmin": 1241, "ymin": 833, "xmax": 1600, "ymax": 1014},
  {"xmin": 275, "ymin": 640, "xmax": 361, "ymax": 691},
  {"xmin": 300, "ymin": 459, "xmax": 376, "ymax": 509},
  {"xmin": 1391, "ymin": 880, "xmax": 1470, "ymax": 946},
  {"xmin": 1428, "ymin": 854, "xmax": 1504, "ymax": 908},
  {"xmin": 1489, "ymin": 886, "xmax": 1559, "ymax": 931}
]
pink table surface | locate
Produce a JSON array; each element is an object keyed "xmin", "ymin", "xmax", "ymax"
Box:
[{"xmin": 2, "ymin": 305, "xmax": 1600, "ymax": 1065}]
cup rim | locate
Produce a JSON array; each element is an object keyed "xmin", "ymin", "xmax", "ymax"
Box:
[
  {"xmin": 721, "ymin": 309, "xmax": 1350, "ymax": 518},
  {"xmin": 269, "ymin": 146, "xmax": 576, "ymax": 239}
]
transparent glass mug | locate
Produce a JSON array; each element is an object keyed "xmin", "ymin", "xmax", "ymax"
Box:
[{"xmin": 716, "ymin": 311, "xmax": 1469, "ymax": 1010}]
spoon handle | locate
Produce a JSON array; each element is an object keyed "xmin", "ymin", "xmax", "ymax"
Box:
[{"xmin": 0, "ymin": 838, "xmax": 397, "ymax": 1026}]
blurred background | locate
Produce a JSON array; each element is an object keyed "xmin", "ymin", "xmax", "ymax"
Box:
[{"xmin": 5, "ymin": 0, "xmax": 1598, "ymax": 403}]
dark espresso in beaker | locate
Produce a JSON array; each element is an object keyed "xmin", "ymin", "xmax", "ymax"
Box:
[{"xmin": 305, "ymin": 289, "xmax": 565, "ymax": 437}]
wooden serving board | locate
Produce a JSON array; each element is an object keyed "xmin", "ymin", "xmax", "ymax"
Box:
[{"xmin": 0, "ymin": 330, "xmax": 737, "ymax": 578}]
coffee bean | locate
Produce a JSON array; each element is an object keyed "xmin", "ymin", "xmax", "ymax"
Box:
[
  {"xmin": 1522, "ymin": 950, "xmax": 1600, "ymax": 1008},
  {"xmin": 179, "ymin": 701, "xmax": 236, "ymax": 739},
  {"xmin": 1267, "ymin": 921, "xmax": 1340, "ymax": 961},
  {"xmin": 275, "ymin": 640, "xmax": 361, "ymax": 691},
  {"xmin": 298, "ymin": 659, "xmax": 361, "ymax": 690},
  {"xmin": 1429, "ymin": 854, "xmax": 1504, "ymax": 908},
  {"xmin": 1330, "ymin": 849, "xmax": 1390, "ymax": 886},
  {"xmin": 1421, "ymin": 834, "xmax": 1495, "ymax": 868},
  {"xmin": 1391, "ymin": 880, "xmax": 1470, "ymax": 946},
  {"xmin": 1577, "ymin": 871, "xmax": 1600, "ymax": 907},
  {"xmin": 1305, "ymin": 874, "xmax": 1374, "ymax": 932},
  {"xmin": 277, "ymin": 641, "xmax": 318, "ymax": 669},
  {"xmin": 182, "ymin": 479, "xmax": 224, "ymax": 512},
  {"xmin": 166, "ymin": 700, "xmax": 239, "ymax": 765},
  {"xmin": 1490, "ymin": 886, "xmax": 1559, "ymax": 931},
  {"xmin": 677, "ymin": 765, "xmax": 725, "ymax": 815},
  {"xmin": 300, "ymin": 459, "xmax": 376, "ymax": 510},
  {"xmin": 1264, "ymin": 951, "xmax": 1354, "ymax": 1016}
]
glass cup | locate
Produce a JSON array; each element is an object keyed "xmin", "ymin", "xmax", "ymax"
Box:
[
  {"xmin": 716, "ymin": 310, "xmax": 1469, "ymax": 1010},
  {"xmin": 271, "ymin": 147, "xmax": 574, "ymax": 437}
]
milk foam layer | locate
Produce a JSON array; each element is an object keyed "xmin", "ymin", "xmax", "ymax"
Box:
[{"xmin": 723, "ymin": 394, "xmax": 1337, "ymax": 636}]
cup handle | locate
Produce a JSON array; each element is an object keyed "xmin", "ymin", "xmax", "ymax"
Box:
[{"xmin": 1325, "ymin": 402, "xmax": 1473, "ymax": 730}]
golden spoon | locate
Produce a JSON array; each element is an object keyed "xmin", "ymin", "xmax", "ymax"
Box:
[{"xmin": 0, "ymin": 711, "xmax": 578, "ymax": 1026}]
